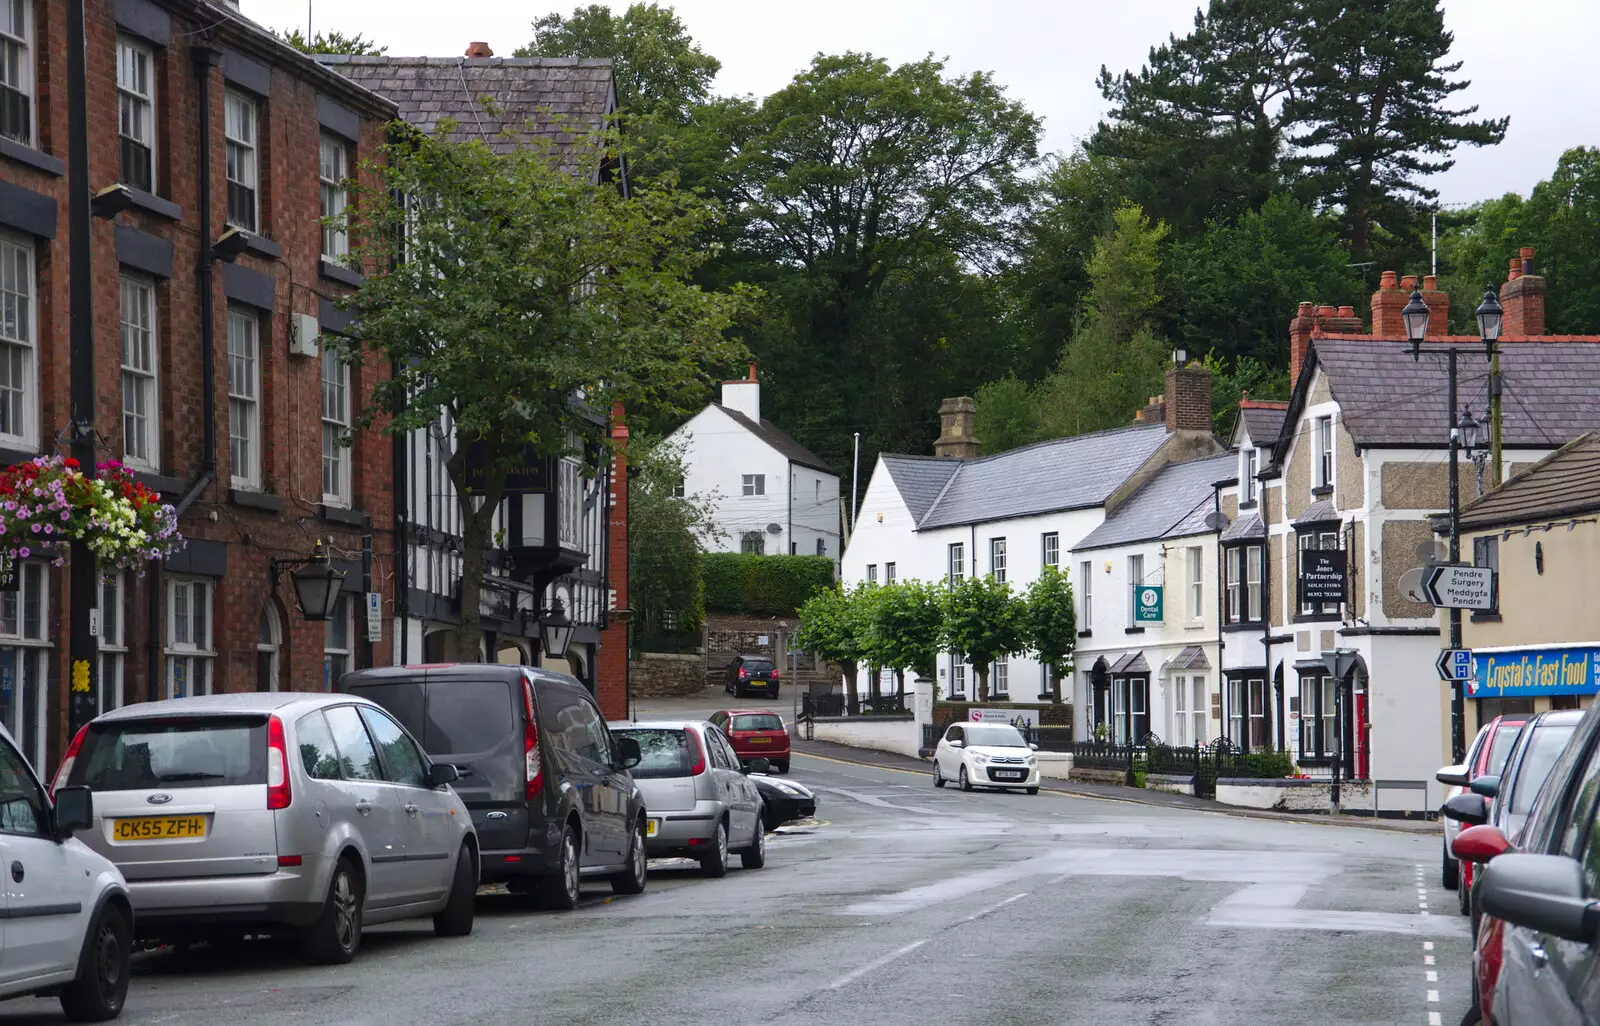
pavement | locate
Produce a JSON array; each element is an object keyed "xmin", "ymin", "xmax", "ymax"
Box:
[{"xmin": 23, "ymin": 690, "xmax": 1471, "ymax": 1025}]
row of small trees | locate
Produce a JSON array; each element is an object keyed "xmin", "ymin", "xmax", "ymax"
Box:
[{"xmin": 794, "ymin": 568, "xmax": 1077, "ymax": 704}]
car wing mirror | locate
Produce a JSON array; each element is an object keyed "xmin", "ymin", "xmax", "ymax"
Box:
[
  {"xmin": 614, "ymin": 736, "xmax": 642, "ymax": 771},
  {"xmin": 1469, "ymin": 774, "xmax": 1501, "ymax": 799},
  {"xmin": 948, "ymin": 739, "xmax": 963, "ymax": 749},
  {"xmin": 1029, "ymin": 743, "xmax": 1040, "ymax": 751},
  {"xmin": 1435, "ymin": 764, "xmax": 1470, "ymax": 787},
  {"xmin": 428, "ymin": 763, "xmax": 461, "ymax": 787},
  {"xmin": 52, "ymin": 785, "xmax": 93, "ymax": 841},
  {"xmin": 1442, "ymin": 792, "xmax": 1489, "ymax": 827},
  {"xmin": 1479, "ymin": 853, "xmax": 1600, "ymax": 944},
  {"xmin": 1452, "ymin": 823, "xmax": 1511, "ymax": 864}
]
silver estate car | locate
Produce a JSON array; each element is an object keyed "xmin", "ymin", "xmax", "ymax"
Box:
[
  {"xmin": 56, "ymin": 692, "xmax": 479, "ymax": 964},
  {"xmin": 607, "ymin": 720, "xmax": 767, "ymax": 877}
]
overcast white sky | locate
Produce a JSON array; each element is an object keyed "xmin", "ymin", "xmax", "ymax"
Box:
[{"xmin": 244, "ymin": 1, "xmax": 1596, "ymax": 205}]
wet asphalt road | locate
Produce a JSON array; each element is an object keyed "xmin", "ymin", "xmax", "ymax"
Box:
[{"xmin": 3, "ymin": 695, "xmax": 1473, "ymax": 1025}]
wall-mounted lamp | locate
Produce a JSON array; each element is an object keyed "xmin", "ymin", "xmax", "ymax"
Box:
[{"xmin": 270, "ymin": 540, "xmax": 346, "ymax": 621}]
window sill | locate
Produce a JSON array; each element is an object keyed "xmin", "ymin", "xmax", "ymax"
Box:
[
  {"xmin": 123, "ymin": 187, "xmax": 183, "ymax": 221},
  {"xmin": 1077, "ymin": 629, "xmax": 1092, "ymax": 638},
  {"xmin": 133, "ymin": 471, "xmax": 187, "ymax": 495},
  {"xmin": 320, "ymin": 504, "xmax": 367, "ymax": 527},
  {"xmin": 319, "ymin": 259, "xmax": 364, "ymax": 287},
  {"xmin": 1292, "ymin": 613, "xmax": 1343, "ymax": 624},
  {"xmin": 1222, "ymin": 621, "xmax": 1267, "ymax": 633},
  {"xmin": 0, "ymin": 137, "xmax": 64, "ymax": 176},
  {"xmin": 1470, "ymin": 611, "xmax": 1502, "ymax": 623},
  {"xmin": 227, "ymin": 229, "xmax": 282, "ymax": 261},
  {"xmin": 1124, "ymin": 626, "xmax": 1146, "ymax": 635},
  {"xmin": 1238, "ymin": 500, "xmax": 1258, "ymax": 511},
  {"xmin": 1184, "ymin": 622, "xmax": 1207, "ymax": 631},
  {"xmin": 1312, "ymin": 485, "xmax": 1334, "ymax": 498},
  {"xmin": 230, "ymin": 488, "xmax": 285, "ymax": 513},
  {"xmin": 0, "ymin": 445, "xmax": 39, "ymax": 467}
]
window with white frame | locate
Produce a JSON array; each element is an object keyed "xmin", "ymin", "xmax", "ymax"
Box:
[
  {"xmin": 97, "ymin": 573, "xmax": 126, "ymax": 716},
  {"xmin": 949, "ymin": 658, "xmax": 966, "ymax": 698},
  {"xmin": 0, "ymin": 0, "xmax": 33, "ymax": 146},
  {"xmin": 1174, "ymin": 675, "xmax": 1191, "ymax": 747},
  {"xmin": 321, "ymin": 349, "xmax": 350, "ymax": 505},
  {"xmin": 0, "ymin": 232, "xmax": 35, "ymax": 446},
  {"xmin": 991, "ymin": 656, "xmax": 1009, "ymax": 697},
  {"xmin": 1314, "ymin": 415, "xmax": 1333, "ymax": 490},
  {"xmin": 1040, "ymin": 663, "xmax": 1058, "ymax": 699},
  {"xmin": 256, "ymin": 603, "xmax": 281, "ymax": 692},
  {"xmin": 319, "ymin": 133, "xmax": 349, "ymax": 259},
  {"xmin": 1225, "ymin": 546, "xmax": 1241, "ymax": 623},
  {"xmin": 224, "ymin": 91, "xmax": 260, "ymax": 232},
  {"xmin": 989, "ymin": 537, "xmax": 1007, "ymax": 582},
  {"xmin": 884, "ymin": 562, "xmax": 896, "ymax": 584},
  {"xmin": 1187, "ymin": 546, "xmax": 1203, "ymax": 620},
  {"xmin": 1080, "ymin": 560, "xmax": 1092, "ymax": 629},
  {"xmin": 741, "ymin": 474, "xmax": 764, "ymax": 496},
  {"xmin": 865, "ymin": 564, "xmax": 877, "ymax": 585},
  {"xmin": 948, "ymin": 542, "xmax": 964, "ymax": 585},
  {"xmin": 165, "ymin": 577, "xmax": 214, "ymax": 699},
  {"xmin": 227, "ymin": 306, "xmax": 260, "ymax": 488},
  {"xmin": 0, "ymin": 561, "xmax": 49, "ymax": 771},
  {"xmin": 1189, "ymin": 677, "xmax": 1208, "ymax": 746},
  {"xmin": 1126, "ymin": 553, "xmax": 1144, "ymax": 626},
  {"xmin": 1297, "ymin": 672, "xmax": 1338, "ymax": 762},
  {"xmin": 740, "ymin": 532, "xmax": 764, "ymax": 555},
  {"xmin": 1241, "ymin": 447, "xmax": 1257, "ymax": 505},
  {"xmin": 1246, "ymin": 543, "xmax": 1263, "ymax": 621},
  {"xmin": 116, "ymin": 37, "xmax": 156, "ymax": 192},
  {"xmin": 1042, "ymin": 532, "xmax": 1059, "ymax": 569},
  {"xmin": 118, "ymin": 275, "xmax": 158, "ymax": 468},
  {"xmin": 323, "ymin": 594, "xmax": 352, "ymax": 690}
]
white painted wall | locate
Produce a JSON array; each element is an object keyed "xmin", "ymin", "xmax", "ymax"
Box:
[
  {"xmin": 789, "ymin": 463, "xmax": 843, "ymax": 560},
  {"xmin": 672, "ymin": 406, "xmax": 790, "ymax": 556}
]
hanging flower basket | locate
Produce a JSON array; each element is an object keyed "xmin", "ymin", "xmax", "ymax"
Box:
[{"xmin": 0, "ymin": 456, "xmax": 184, "ymax": 580}]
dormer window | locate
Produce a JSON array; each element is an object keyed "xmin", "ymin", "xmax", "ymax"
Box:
[{"xmin": 1240, "ymin": 447, "xmax": 1257, "ymax": 505}]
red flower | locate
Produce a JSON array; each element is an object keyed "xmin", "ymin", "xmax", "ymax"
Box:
[{"xmin": 63, "ymin": 458, "xmax": 78, "ymax": 469}]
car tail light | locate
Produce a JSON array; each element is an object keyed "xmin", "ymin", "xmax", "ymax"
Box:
[
  {"xmin": 52, "ymin": 724, "xmax": 89, "ymax": 798},
  {"xmin": 266, "ymin": 714, "xmax": 292, "ymax": 810},
  {"xmin": 278, "ymin": 855, "xmax": 303, "ymax": 868},
  {"xmin": 687, "ymin": 729, "xmax": 706, "ymax": 776},
  {"xmin": 523, "ymin": 680, "xmax": 544, "ymax": 799},
  {"xmin": 771, "ymin": 668, "xmax": 779, "ymax": 679},
  {"xmin": 738, "ymin": 668, "xmax": 747, "ymax": 679}
]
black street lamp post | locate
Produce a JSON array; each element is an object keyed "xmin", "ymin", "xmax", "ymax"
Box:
[
  {"xmin": 66, "ymin": 0, "xmax": 98, "ymax": 734},
  {"xmin": 1407, "ymin": 286, "xmax": 1501, "ymax": 764}
]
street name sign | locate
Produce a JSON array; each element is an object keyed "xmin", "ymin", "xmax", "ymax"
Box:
[
  {"xmin": 1436, "ymin": 648, "xmax": 1473, "ymax": 682},
  {"xmin": 1422, "ymin": 564, "xmax": 1495, "ymax": 610}
]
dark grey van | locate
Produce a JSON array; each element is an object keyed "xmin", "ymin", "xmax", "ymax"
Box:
[{"xmin": 339, "ymin": 664, "xmax": 646, "ymax": 910}]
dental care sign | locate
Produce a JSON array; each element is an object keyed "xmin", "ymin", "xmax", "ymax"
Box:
[
  {"xmin": 1471, "ymin": 645, "xmax": 1600, "ymax": 699},
  {"xmin": 970, "ymin": 708, "xmax": 1039, "ymax": 730}
]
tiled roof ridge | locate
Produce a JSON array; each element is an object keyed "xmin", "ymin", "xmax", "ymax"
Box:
[
  {"xmin": 315, "ymin": 55, "xmax": 616, "ymax": 69},
  {"xmin": 1460, "ymin": 431, "xmax": 1600, "ymax": 512},
  {"xmin": 959, "ymin": 420, "xmax": 1167, "ymax": 467},
  {"xmin": 1238, "ymin": 397, "xmax": 1289, "ymax": 409},
  {"xmin": 1314, "ymin": 332, "xmax": 1600, "ymax": 344}
]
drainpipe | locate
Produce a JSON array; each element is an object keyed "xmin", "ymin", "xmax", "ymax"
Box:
[
  {"xmin": 394, "ymin": 378, "xmax": 409, "ymax": 666},
  {"xmin": 1266, "ymin": 524, "xmax": 1279, "ymax": 753},
  {"xmin": 1213, "ymin": 489, "xmax": 1224, "ymax": 742}
]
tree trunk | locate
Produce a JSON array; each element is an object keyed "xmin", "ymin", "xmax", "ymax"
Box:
[
  {"xmin": 1050, "ymin": 663, "xmax": 1061, "ymax": 704},
  {"xmin": 976, "ymin": 665, "xmax": 990, "ymax": 702},
  {"xmin": 894, "ymin": 668, "xmax": 905, "ymax": 707},
  {"xmin": 842, "ymin": 659, "xmax": 859, "ymax": 712},
  {"xmin": 446, "ymin": 445, "xmax": 506, "ymax": 664}
]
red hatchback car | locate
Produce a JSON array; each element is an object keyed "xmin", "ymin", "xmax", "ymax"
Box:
[
  {"xmin": 710, "ymin": 709, "xmax": 791, "ymax": 774},
  {"xmin": 1444, "ymin": 715, "xmax": 1529, "ymax": 913}
]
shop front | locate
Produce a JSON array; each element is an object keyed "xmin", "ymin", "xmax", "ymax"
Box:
[{"xmin": 1469, "ymin": 644, "xmax": 1599, "ymax": 727}]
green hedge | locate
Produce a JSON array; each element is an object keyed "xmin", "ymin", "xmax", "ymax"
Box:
[
  {"xmin": 701, "ymin": 553, "xmax": 835, "ymax": 616},
  {"xmin": 1235, "ymin": 751, "xmax": 1296, "ymax": 779}
]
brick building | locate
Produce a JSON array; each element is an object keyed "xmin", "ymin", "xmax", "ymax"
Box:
[{"xmin": 0, "ymin": 0, "xmax": 398, "ymax": 770}]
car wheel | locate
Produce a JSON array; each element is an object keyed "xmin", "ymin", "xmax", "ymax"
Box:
[
  {"xmin": 933, "ymin": 762, "xmax": 946, "ymax": 788},
  {"xmin": 59, "ymin": 902, "xmax": 130, "ymax": 1022},
  {"xmin": 611, "ymin": 819, "xmax": 648, "ymax": 895},
  {"xmin": 775, "ymin": 760, "xmax": 789, "ymax": 774},
  {"xmin": 771, "ymin": 686, "xmax": 780, "ymax": 699},
  {"xmin": 432, "ymin": 843, "xmax": 477, "ymax": 937},
  {"xmin": 300, "ymin": 857, "xmax": 362, "ymax": 965},
  {"xmin": 1026, "ymin": 786, "xmax": 1039, "ymax": 795},
  {"xmin": 1442, "ymin": 840, "xmax": 1459, "ymax": 890},
  {"xmin": 740, "ymin": 814, "xmax": 767, "ymax": 870},
  {"xmin": 959, "ymin": 765, "xmax": 974, "ymax": 792},
  {"xmin": 537, "ymin": 824, "xmax": 582, "ymax": 911},
  {"xmin": 700, "ymin": 820, "xmax": 729, "ymax": 878}
]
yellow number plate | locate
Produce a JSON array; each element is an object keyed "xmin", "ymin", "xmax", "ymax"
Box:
[
  {"xmin": 113, "ymin": 815, "xmax": 208, "ymax": 841},
  {"xmin": 748, "ymin": 737, "xmax": 772, "ymax": 744},
  {"xmin": 645, "ymin": 819, "xmax": 659, "ymax": 837}
]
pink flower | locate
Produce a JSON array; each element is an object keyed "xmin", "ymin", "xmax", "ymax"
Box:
[{"xmin": 19, "ymin": 547, "xmax": 30, "ymax": 559}]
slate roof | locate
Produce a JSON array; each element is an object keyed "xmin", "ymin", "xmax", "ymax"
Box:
[
  {"xmin": 1220, "ymin": 512, "xmax": 1265, "ymax": 542},
  {"xmin": 1238, "ymin": 405, "xmax": 1288, "ymax": 447},
  {"xmin": 1294, "ymin": 499, "xmax": 1341, "ymax": 526},
  {"xmin": 715, "ymin": 407, "xmax": 833, "ymax": 474},
  {"xmin": 881, "ymin": 456, "xmax": 961, "ymax": 522},
  {"xmin": 1075, "ymin": 453, "xmax": 1235, "ymax": 551},
  {"xmin": 1110, "ymin": 652, "xmax": 1150, "ymax": 674},
  {"xmin": 1164, "ymin": 646, "xmax": 1211, "ymax": 671},
  {"xmin": 913, "ymin": 424, "xmax": 1170, "ymax": 530},
  {"xmin": 316, "ymin": 55, "xmax": 616, "ymax": 169},
  {"xmin": 1307, "ymin": 340, "xmax": 1600, "ymax": 450},
  {"xmin": 1457, "ymin": 433, "xmax": 1600, "ymax": 531}
]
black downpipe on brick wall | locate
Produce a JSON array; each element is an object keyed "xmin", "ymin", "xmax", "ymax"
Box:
[{"xmin": 66, "ymin": 0, "xmax": 97, "ymax": 736}]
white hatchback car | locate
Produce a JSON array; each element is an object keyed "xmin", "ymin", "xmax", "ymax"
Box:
[
  {"xmin": 0, "ymin": 724, "xmax": 132, "ymax": 1021},
  {"xmin": 931, "ymin": 723, "xmax": 1041, "ymax": 794}
]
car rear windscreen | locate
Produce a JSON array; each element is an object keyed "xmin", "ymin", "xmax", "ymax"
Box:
[
  {"xmin": 351, "ymin": 679, "xmax": 516, "ymax": 756},
  {"xmin": 731, "ymin": 714, "xmax": 784, "ymax": 732},
  {"xmin": 69, "ymin": 718, "xmax": 267, "ymax": 790},
  {"xmin": 743, "ymin": 659, "xmax": 774, "ymax": 673},
  {"xmin": 612, "ymin": 729, "xmax": 691, "ymax": 779}
]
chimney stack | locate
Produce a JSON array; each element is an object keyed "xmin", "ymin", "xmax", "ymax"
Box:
[
  {"xmin": 1289, "ymin": 301, "xmax": 1363, "ymax": 388},
  {"xmin": 465, "ymin": 41, "xmax": 494, "ymax": 58},
  {"xmin": 1164, "ymin": 360, "xmax": 1212, "ymax": 435},
  {"xmin": 720, "ymin": 364, "xmax": 761, "ymax": 422},
  {"xmin": 1421, "ymin": 274, "xmax": 1450, "ymax": 337},
  {"xmin": 1500, "ymin": 246, "xmax": 1546, "ymax": 337},
  {"xmin": 1371, "ymin": 269, "xmax": 1406, "ymax": 338},
  {"xmin": 934, "ymin": 397, "xmax": 980, "ymax": 460}
]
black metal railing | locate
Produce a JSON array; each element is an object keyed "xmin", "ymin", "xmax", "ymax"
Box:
[
  {"xmin": 801, "ymin": 691, "xmax": 847, "ymax": 719},
  {"xmin": 858, "ymin": 692, "xmax": 908, "ymax": 716}
]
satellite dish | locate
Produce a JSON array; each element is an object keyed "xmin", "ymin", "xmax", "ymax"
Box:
[
  {"xmin": 1414, "ymin": 541, "xmax": 1441, "ymax": 566},
  {"xmin": 1397, "ymin": 567, "xmax": 1428, "ymax": 605},
  {"xmin": 1203, "ymin": 511, "xmax": 1231, "ymax": 531},
  {"xmin": 766, "ymin": 522, "xmax": 783, "ymax": 535}
]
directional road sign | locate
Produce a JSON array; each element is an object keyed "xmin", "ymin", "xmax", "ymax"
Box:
[
  {"xmin": 1422, "ymin": 564, "xmax": 1495, "ymax": 610},
  {"xmin": 1436, "ymin": 648, "xmax": 1474, "ymax": 682}
]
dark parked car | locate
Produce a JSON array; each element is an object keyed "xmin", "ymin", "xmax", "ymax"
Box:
[
  {"xmin": 340, "ymin": 664, "xmax": 646, "ymax": 910},
  {"xmin": 725, "ymin": 654, "xmax": 779, "ymax": 698},
  {"xmin": 752, "ymin": 773, "xmax": 816, "ymax": 826},
  {"xmin": 1462, "ymin": 700, "xmax": 1600, "ymax": 1025}
]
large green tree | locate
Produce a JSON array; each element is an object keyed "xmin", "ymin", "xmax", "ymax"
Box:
[
  {"xmin": 1286, "ymin": 0, "xmax": 1507, "ymax": 263},
  {"xmin": 795, "ymin": 584, "xmax": 870, "ymax": 707},
  {"xmin": 628, "ymin": 436, "xmax": 719, "ymax": 649},
  {"xmin": 339, "ymin": 124, "xmax": 746, "ymax": 657},
  {"xmin": 1023, "ymin": 567, "xmax": 1077, "ymax": 704},
  {"xmin": 515, "ymin": 3, "xmax": 721, "ymax": 124},
  {"xmin": 942, "ymin": 576, "xmax": 1024, "ymax": 702},
  {"xmin": 870, "ymin": 581, "xmax": 946, "ymax": 698}
]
